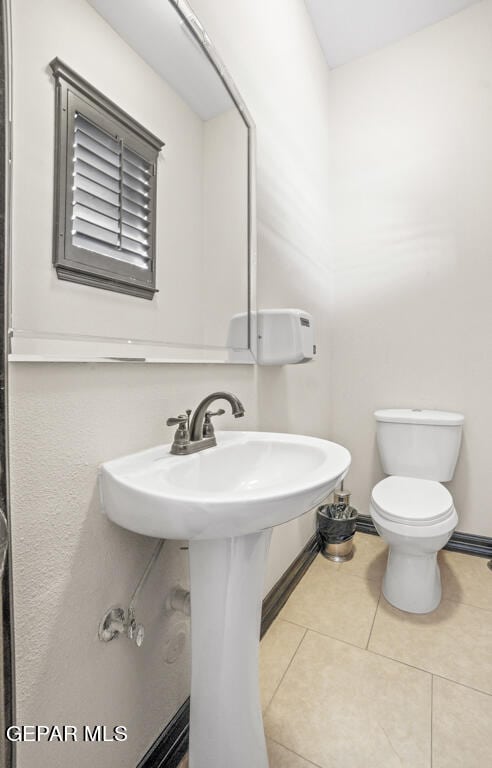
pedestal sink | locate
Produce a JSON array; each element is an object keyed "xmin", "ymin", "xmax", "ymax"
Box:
[{"xmin": 100, "ymin": 431, "xmax": 350, "ymax": 768}]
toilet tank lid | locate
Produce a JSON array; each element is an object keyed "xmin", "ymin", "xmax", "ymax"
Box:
[{"xmin": 374, "ymin": 409, "xmax": 464, "ymax": 426}]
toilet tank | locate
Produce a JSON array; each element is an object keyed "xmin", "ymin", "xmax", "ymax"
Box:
[{"xmin": 375, "ymin": 409, "xmax": 464, "ymax": 482}]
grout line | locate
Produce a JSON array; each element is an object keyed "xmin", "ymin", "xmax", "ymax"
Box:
[
  {"xmin": 279, "ymin": 539, "xmax": 492, "ymax": 685},
  {"xmin": 367, "ymin": 644, "xmax": 492, "ymax": 698},
  {"xmin": 274, "ymin": 618, "xmax": 372, "ymax": 653},
  {"xmin": 263, "ymin": 625, "xmax": 307, "ymax": 716},
  {"xmin": 365, "ymin": 588, "xmax": 382, "ymax": 650},
  {"xmin": 267, "ymin": 736, "xmax": 323, "ymax": 768},
  {"xmin": 431, "ymin": 672, "xmax": 492, "ymax": 699},
  {"xmin": 276, "ymin": 617, "xmax": 318, "ymax": 632},
  {"xmin": 304, "ymin": 625, "xmax": 382, "ymax": 654},
  {"xmin": 366, "ymin": 645, "xmax": 437, "ymax": 677},
  {"xmin": 278, "ymin": 602, "xmax": 492, "ymax": 699},
  {"xmin": 439, "ymin": 594, "xmax": 492, "ymax": 614},
  {"xmin": 275, "ymin": 617, "xmax": 311, "ymax": 632},
  {"xmin": 303, "ymin": 625, "xmax": 434, "ymax": 676}
]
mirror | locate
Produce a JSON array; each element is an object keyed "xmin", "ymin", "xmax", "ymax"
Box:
[{"xmin": 9, "ymin": 0, "xmax": 256, "ymax": 362}]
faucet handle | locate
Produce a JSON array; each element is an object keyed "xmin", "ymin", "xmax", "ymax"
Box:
[
  {"xmin": 166, "ymin": 414, "xmax": 189, "ymax": 427},
  {"xmin": 167, "ymin": 414, "xmax": 190, "ymax": 451},
  {"xmin": 203, "ymin": 408, "xmax": 226, "ymax": 438},
  {"xmin": 205, "ymin": 409, "xmax": 226, "ymax": 419}
]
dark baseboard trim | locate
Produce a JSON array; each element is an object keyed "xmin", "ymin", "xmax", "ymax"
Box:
[
  {"xmin": 356, "ymin": 514, "xmax": 492, "ymax": 559},
  {"xmin": 138, "ymin": 534, "xmax": 320, "ymax": 767},
  {"xmin": 445, "ymin": 530, "xmax": 492, "ymax": 558},
  {"xmin": 355, "ymin": 515, "xmax": 378, "ymax": 536},
  {"xmin": 261, "ymin": 533, "xmax": 319, "ymax": 638},
  {"xmin": 137, "ymin": 699, "xmax": 190, "ymax": 768}
]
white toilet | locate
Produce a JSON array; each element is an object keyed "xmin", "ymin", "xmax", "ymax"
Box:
[{"xmin": 370, "ymin": 409, "xmax": 464, "ymax": 614}]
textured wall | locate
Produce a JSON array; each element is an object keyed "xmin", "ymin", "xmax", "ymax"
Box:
[
  {"xmin": 10, "ymin": 5, "xmax": 492, "ymax": 768},
  {"xmin": 190, "ymin": 0, "xmax": 334, "ymax": 590},
  {"xmin": 8, "ymin": 0, "xmax": 334, "ymax": 765},
  {"xmin": 9, "ymin": 363, "xmax": 258, "ymax": 767},
  {"xmin": 328, "ymin": 0, "xmax": 492, "ymax": 535},
  {"xmin": 11, "ymin": 0, "xmax": 246, "ymax": 351}
]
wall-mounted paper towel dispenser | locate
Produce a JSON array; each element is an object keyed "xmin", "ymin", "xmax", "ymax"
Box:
[{"xmin": 228, "ymin": 309, "xmax": 316, "ymax": 365}]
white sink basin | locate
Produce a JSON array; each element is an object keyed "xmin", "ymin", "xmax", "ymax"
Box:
[
  {"xmin": 100, "ymin": 431, "xmax": 351, "ymax": 540},
  {"xmin": 100, "ymin": 431, "xmax": 350, "ymax": 768}
]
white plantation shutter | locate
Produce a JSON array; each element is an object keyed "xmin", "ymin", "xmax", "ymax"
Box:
[{"xmin": 72, "ymin": 113, "xmax": 152, "ymax": 270}]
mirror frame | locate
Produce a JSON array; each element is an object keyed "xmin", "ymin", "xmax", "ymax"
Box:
[
  {"xmin": 7, "ymin": 0, "xmax": 257, "ymax": 364},
  {"xmin": 1, "ymin": 0, "xmax": 257, "ymax": 761},
  {"xmin": 1, "ymin": 0, "xmax": 14, "ymax": 765}
]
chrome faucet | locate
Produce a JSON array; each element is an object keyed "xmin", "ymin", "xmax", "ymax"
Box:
[{"xmin": 167, "ymin": 391, "xmax": 245, "ymax": 455}]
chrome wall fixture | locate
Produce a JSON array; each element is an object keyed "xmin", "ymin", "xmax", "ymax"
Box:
[{"xmin": 98, "ymin": 539, "xmax": 166, "ymax": 646}]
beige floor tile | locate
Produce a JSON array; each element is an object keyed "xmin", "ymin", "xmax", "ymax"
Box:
[
  {"xmin": 267, "ymin": 739, "xmax": 321, "ymax": 767},
  {"xmin": 179, "ymin": 740, "xmax": 318, "ymax": 767},
  {"xmin": 260, "ymin": 619, "xmax": 306, "ymax": 710},
  {"xmin": 280, "ymin": 556, "xmax": 380, "ymax": 648},
  {"xmin": 369, "ymin": 596, "xmax": 492, "ymax": 694},
  {"xmin": 265, "ymin": 631, "xmax": 431, "ymax": 768},
  {"xmin": 439, "ymin": 549, "xmax": 492, "ymax": 611},
  {"xmin": 335, "ymin": 532, "xmax": 388, "ymax": 583},
  {"xmin": 311, "ymin": 551, "xmax": 341, "ymax": 573},
  {"xmin": 433, "ymin": 677, "xmax": 492, "ymax": 768}
]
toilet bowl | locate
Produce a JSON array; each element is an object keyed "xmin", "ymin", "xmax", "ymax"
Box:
[
  {"xmin": 371, "ymin": 408, "xmax": 464, "ymax": 614},
  {"xmin": 370, "ymin": 476, "xmax": 457, "ymax": 613}
]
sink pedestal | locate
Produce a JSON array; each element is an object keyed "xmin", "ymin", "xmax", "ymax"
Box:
[
  {"xmin": 101, "ymin": 430, "xmax": 351, "ymax": 765},
  {"xmin": 188, "ymin": 529, "xmax": 272, "ymax": 768}
]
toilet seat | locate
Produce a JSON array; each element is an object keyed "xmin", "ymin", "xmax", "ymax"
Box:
[{"xmin": 371, "ymin": 476, "xmax": 454, "ymax": 526}]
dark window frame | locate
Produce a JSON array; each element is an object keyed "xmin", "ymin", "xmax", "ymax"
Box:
[{"xmin": 50, "ymin": 58, "xmax": 164, "ymax": 300}]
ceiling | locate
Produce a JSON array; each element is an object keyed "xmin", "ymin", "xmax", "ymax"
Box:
[{"xmin": 304, "ymin": 0, "xmax": 481, "ymax": 68}]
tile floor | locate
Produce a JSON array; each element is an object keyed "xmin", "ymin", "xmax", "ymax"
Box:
[
  {"xmin": 263, "ymin": 533, "xmax": 492, "ymax": 768},
  {"xmin": 179, "ymin": 533, "xmax": 492, "ymax": 767}
]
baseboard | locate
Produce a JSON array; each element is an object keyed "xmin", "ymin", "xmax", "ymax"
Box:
[
  {"xmin": 444, "ymin": 530, "xmax": 492, "ymax": 558},
  {"xmin": 137, "ymin": 534, "xmax": 320, "ymax": 767},
  {"xmin": 356, "ymin": 514, "xmax": 492, "ymax": 558},
  {"xmin": 260, "ymin": 533, "xmax": 319, "ymax": 638},
  {"xmin": 136, "ymin": 699, "xmax": 190, "ymax": 768},
  {"xmin": 355, "ymin": 515, "xmax": 378, "ymax": 536}
]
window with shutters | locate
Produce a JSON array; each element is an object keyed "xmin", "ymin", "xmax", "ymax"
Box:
[{"xmin": 50, "ymin": 59, "xmax": 164, "ymax": 299}]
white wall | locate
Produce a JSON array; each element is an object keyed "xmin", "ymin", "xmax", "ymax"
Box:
[
  {"xmin": 190, "ymin": 0, "xmax": 334, "ymax": 590},
  {"xmin": 202, "ymin": 108, "xmax": 249, "ymax": 347},
  {"xmin": 328, "ymin": 0, "xmax": 492, "ymax": 535},
  {"xmin": 8, "ymin": 0, "xmax": 334, "ymax": 765},
  {"xmin": 11, "ymin": 0, "xmax": 249, "ymax": 354},
  {"xmin": 9, "ymin": 363, "xmax": 258, "ymax": 768},
  {"xmin": 11, "ymin": 3, "xmax": 492, "ymax": 767},
  {"xmin": 12, "ymin": 0, "xmax": 204, "ymax": 348}
]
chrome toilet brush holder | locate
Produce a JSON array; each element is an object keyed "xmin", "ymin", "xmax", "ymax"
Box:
[{"xmin": 317, "ymin": 484, "xmax": 358, "ymax": 562}]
